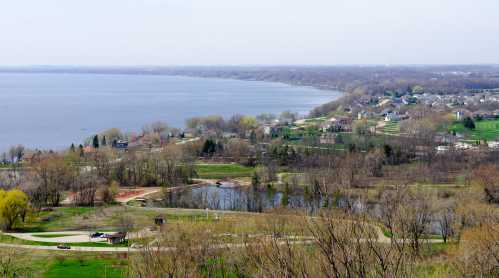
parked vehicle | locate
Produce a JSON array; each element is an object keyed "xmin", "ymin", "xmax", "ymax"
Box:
[
  {"xmin": 57, "ymin": 244, "xmax": 71, "ymax": 250},
  {"xmin": 90, "ymin": 232, "xmax": 104, "ymax": 238}
]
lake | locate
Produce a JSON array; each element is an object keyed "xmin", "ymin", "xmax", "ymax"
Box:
[{"xmin": 0, "ymin": 73, "xmax": 340, "ymax": 152}]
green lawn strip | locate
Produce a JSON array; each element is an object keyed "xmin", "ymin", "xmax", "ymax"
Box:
[
  {"xmin": 44, "ymin": 257, "xmax": 126, "ymax": 278},
  {"xmin": 22, "ymin": 206, "xmax": 99, "ymax": 232},
  {"xmin": 195, "ymin": 163, "xmax": 255, "ymax": 179},
  {"xmin": 0, "ymin": 234, "xmax": 128, "ymax": 248},
  {"xmin": 32, "ymin": 233, "xmax": 80, "ymax": 238}
]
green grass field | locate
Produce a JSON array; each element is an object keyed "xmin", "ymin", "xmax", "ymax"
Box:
[
  {"xmin": 195, "ymin": 163, "xmax": 255, "ymax": 179},
  {"xmin": 450, "ymin": 119, "xmax": 499, "ymax": 141},
  {"xmin": 383, "ymin": 121, "xmax": 400, "ymax": 135},
  {"xmin": 44, "ymin": 257, "xmax": 126, "ymax": 278}
]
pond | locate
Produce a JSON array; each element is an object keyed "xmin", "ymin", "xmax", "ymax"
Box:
[{"xmin": 153, "ymin": 184, "xmax": 366, "ymax": 214}]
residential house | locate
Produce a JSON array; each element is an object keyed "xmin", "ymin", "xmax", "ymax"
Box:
[
  {"xmin": 321, "ymin": 117, "xmax": 352, "ymax": 132},
  {"xmin": 113, "ymin": 140, "xmax": 129, "ymax": 150}
]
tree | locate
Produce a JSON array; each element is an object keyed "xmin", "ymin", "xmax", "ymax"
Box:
[
  {"xmin": 78, "ymin": 144, "xmax": 84, "ymax": 157},
  {"xmin": 472, "ymin": 164, "xmax": 499, "ymax": 203},
  {"xmin": 202, "ymin": 139, "xmax": 217, "ymax": 156},
  {"xmin": 70, "ymin": 143, "xmax": 76, "ymax": 153},
  {"xmin": 101, "ymin": 135, "xmax": 107, "ymax": 146},
  {"xmin": 281, "ymin": 183, "xmax": 290, "ymax": 207},
  {"xmin": 29, "ymin": 155, "xmax": 75, "ymax": 208},
  {"xmin": 436, "ymin": 203, "xmax": 456, "ymax": 243},
  {"xmin": 8, "ymin": 145, "xmax": 24, "ymax": 163},
  {"xmin": 0, "ymin": 249, "xmax": 32, "ymax": 277},
  {"xmin": 463, "ymin": 116, "xmax": 476, "ymax": 130},
  {"xmin": 92, "ymin": 135, "xmax": 100, "ymax": 148},
  {"xmin": 0, "ymin": 189, "xmax": 29, "ymax": 231}
]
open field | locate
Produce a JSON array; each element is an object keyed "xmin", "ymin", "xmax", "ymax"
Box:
[
  {"xmin": 0, "ymin": 249, "xmax": 127, "ymax": 277},
  {"xmin": 383, "ymin": 121, "xmax": 401, "ymax": 135},
  {"xmin": 45, "ymin": 257, "xmax": 126, "ymax": 278},
  {"xmin": 195, "ymin": 163, "xmax": 255, "ymax": 179},
  {"xmin": 450, "ymin": 119, "xmax": 499, "ymax": 140}
]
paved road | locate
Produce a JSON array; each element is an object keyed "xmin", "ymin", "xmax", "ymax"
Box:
[{"xmin": 5, "ymin": 231, "xmax": 107, "ymax": 243}]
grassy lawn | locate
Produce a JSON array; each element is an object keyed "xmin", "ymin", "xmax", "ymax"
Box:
[
  {"xmin": 21, "ymin": 206, "xmax": 100, "ymax": 232},
  {"xmin": 383, "ymin": 121, "xmax": 400, "ymax": 135},
  {"xmin": 195, "ymin": 163, "xmax": 255, "ymax": 179},
  {"xmin": 45, "ymin": 257, "xmax": 126, "ymax": 278},
  {"xmin": 450, "ymin": 119, "xmax": 499, "ymax": 141},
  {"xmin": 32, "ymin": 233, "xmax": 80, "ymax": 238}
]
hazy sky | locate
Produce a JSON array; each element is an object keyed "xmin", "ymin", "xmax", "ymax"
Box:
[{"xmin": 1, "ymin": 0, "xmax": 498, "ymax": 65}]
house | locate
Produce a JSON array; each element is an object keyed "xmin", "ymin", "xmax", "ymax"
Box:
[
  {"xmin": 113, "ymin": 140, "xmax": 129, "ymax": 150},
  {"xmin": 222, "ymin": 132, "xmax": 238, "ymax": 139},
  {"xmin": 321, "ymin": 117, "xmax": 352, "ymax": 132},
  {"xmin": 102, "ymin": 232, "xmax": 127, "ymax": 245},
  {"xmin": 384, "ymin": 112, "xmax": 400, "ymax": 122},
  {"xmin": 435, "ymin": 132, "xmax": 457, "ymax": 144},
  {"xmin": 83, "ymin": 146, "xmax": 96, "ymax": 154},
  {"xmin": 454, "ymin": 142, "xmax": 473, "ymax": 150},
  {"xmin": 263, "ymin": 125, "xmax": 282, "ymax": 137},
  {"xmin": 473, "ymin": 110, "xmax": 496, "ymax": 120},
  {"xmin": 22, "ymin": 151, "xmax": 41, "ymax": 164},
  {"xmin": 357, "ymin": 111, "xmax": 370, "ymax": 120}
]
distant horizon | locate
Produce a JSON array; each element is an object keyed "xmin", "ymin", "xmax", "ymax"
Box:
[
  {"xmin": 1, "ymin": 64, "xmax": 499, "ymax": 68},
  {"xmin": 2, "ymin": 1, "xmax": 498, "ymax": 65}
]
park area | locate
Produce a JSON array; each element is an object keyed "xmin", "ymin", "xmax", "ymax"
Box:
[
  {"xmin": 450, "ymin": 119, "xmax": 499, "ymax": 141},
  {"xmin": 194, "ymin": 163, "xmax": 254, "ymax": 179}
]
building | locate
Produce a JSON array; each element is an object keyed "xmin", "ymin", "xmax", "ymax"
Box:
[
  {"xmin": 102, "ymin": 232, "xmax": 127, "ymax": 245},
  {"xmin": 114, "ymin": 140, "xmax": 129, "ymax": 150},
  {"xmin": 321, "ymin": 117, "xmax": 352, "ymax": 132}
]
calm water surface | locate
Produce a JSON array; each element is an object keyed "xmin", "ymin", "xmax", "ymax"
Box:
[{"xmin": 0, "ymin": 73, "xmax": 340, "ymax": 151}]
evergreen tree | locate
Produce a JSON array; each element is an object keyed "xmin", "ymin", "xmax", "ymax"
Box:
[
  {"xmin": 202, "ymin": 139, "xmax": 216, "ymax": 156},
  {"xmin": 92, "ymin": 135, "xmax": 100, "ymax": 148},
  {"xmin": 463, "ymin": 116, "xmax": 476, "ymax": 130},
  {"xmin": 101, "ymin": 135, "xmax": 107, "ymax": 146},
  {"xmin": 78, "ymin": 144, "xmax": 84, "ymax": 157},
  {"xmin": 70, "ymin": 143, "xmax": 76, "ymax": 152},
  {"xmin": 251, "ymin": 171, "xmax": 260, "ymax": 190},
  {"xmin": 249, "ymin": 130, "xmax": 257, "ymax": 144},
  {"xmin": 281, "ymin": 182, "xmax": 290, "ymax": 207}
]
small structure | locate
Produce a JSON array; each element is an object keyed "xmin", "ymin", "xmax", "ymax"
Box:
[
  {"xmin": 321, "ymin": 117, "xmax": 352, "ymax": 132},
  {"xmin": 102, "ymin": 232, "xmax": 127, "ymax": 245},
  {"xmin": 154, "ymin": 215, "xmax": 167, "ymax": 226},
  {"xmin": 114, "ymin": 140, "xmax": 129, "ymax": 150}
]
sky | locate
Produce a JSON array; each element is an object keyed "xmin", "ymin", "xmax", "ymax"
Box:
[{"xmin": 1, "ymin": 0, "xmax": 498, "ymax": 66}]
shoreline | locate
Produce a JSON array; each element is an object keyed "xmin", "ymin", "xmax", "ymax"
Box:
[
  {"xmin": 0, "ymin": 69, "xmax": 344, "ymax": 95},
  {"xmin": 0, "ymin": 71, "xmax": 342, "ymax": 152}
]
